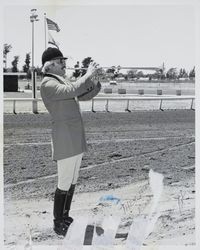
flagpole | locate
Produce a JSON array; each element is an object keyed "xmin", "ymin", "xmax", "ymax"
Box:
[{"xmin": 44, "ymin": 13, "xmax": 47, "ymax": 49}]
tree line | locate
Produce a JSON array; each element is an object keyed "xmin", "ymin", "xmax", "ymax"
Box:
[
  {"xmin": 3, "ymin": 44, "xmax": 195, "ymax": 81},
  {"xmin": 72, "ymin": 58, "xmax": 195, "ymax": 81}
]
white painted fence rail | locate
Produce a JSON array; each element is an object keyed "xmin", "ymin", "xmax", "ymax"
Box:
[
  {"xmin": 3, "ymin": 72, "xmax": 27, "ymax": 75},
  {"xmin": 4, "ymin": 96, "xmax": 195, "ymax": 114},
  {"xmin": 92, "ymin": 96, "xmax": 195, "ymax": 112}
]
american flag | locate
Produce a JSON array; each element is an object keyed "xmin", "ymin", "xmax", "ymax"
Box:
[
  {"xmin": 46, "ymin": 18, "xmax": 60, "ymax": 32},
  {"xmin": 48, "ymin": 31, "xmax": 59, "ymax": 49}
]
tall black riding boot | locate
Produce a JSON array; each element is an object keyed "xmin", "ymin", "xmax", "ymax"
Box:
[
  {"xmin": 63, "ymin": 184, "xmax": 76, "ymax": 220},
  {"xmin": 53, "ymin": 188, "xmax": 72, "ymax": 236}
]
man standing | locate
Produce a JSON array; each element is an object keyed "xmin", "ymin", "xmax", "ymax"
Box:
[{"xmin": 40, "ymin": 47, "xmax": 101, "ymax": 236}]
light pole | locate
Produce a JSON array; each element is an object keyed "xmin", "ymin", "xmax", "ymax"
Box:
[
  {"xmin": 30, "ymin": 9, "xmax": 39, "ymax": 113},
  {"xmin": 30, "ymin": 9, "xmax": 39, "ymax": 95}
]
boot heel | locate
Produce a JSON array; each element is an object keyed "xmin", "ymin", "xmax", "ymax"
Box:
[
  {"xmin": 63, "ymin": 216, "xmax": 73, "ymax": 225},
  {"xmin": 54, "ymin": 219, "xmax": 70, "ymax": 236}
]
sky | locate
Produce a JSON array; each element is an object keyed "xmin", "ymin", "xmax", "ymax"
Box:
[{"xmin": 3, "ymin": 2, "xmax": 196, "ymax": 72}]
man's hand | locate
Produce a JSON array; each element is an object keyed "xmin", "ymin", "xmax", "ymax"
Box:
[{"xmin": 86, "ymin": 61, "xmax": 101, "ymax": 78}]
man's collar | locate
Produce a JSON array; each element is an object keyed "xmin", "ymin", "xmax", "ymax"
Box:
[
  {"xmin": 44, "ymin": 73, "xmax": 66, "ymax": 84},
  {"xmin": 44, "ymin": 73, "xmax": 65, "ymax": 79}
]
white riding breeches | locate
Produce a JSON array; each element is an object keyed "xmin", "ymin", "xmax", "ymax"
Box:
[{"xmin": 57, "ymin": 153, "xmax": 83, "ymax": 191}]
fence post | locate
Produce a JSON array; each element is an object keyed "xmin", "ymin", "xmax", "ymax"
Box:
[
  {"xmin": 32, "ymin": 100, "xmax": 38, "ymax": 114},
  {"xmin": 125, "ymin": 99, "xmax": 131, "ymax": 112},
  {"xmin": 159, "ymin": 99, "xmax": 163, "ymax": 111},
  {"xmin": 190, "ymin": 98, "xmax": 194, "ymax": 110},
  {"xmin": 13, "ymin": 100, "xmax": 16, "ymax": 114},
  {"xmin": 91, "ymin": 99, "xmax": 95, "ymax": 112},
  {"xmin": 105, "ymin": 99, "xmax": 109, "ymax": 112},
  {"xmin": 32, "ymin": 70, "xmax": 38, "ymax": 114}
]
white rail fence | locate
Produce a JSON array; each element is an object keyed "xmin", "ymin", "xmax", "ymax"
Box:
[{"xmin": 4, "ymin": 96, "xmax": 195, "ymax": 114}]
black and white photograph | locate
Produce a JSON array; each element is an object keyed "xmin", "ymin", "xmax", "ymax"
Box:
[{"xmin": 2, "ymin": 0, "xmax": 199, "ymax": 249}]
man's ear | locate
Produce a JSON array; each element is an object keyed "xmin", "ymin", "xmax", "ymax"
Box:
[{"xmin": 47, "ymin": 62, "xmax": 55, "ymax": 72}]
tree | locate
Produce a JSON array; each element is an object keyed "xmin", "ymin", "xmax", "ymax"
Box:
[
  {"xmin": 136, "ymin": 71, "xmax": 144, "ymax": 78},
  {"xmin": 182, "ymin": 68, "xmax": 188, "ymax": 78},
  {"xmin": 11, "ymin": 56, "xmax": 19, "ymax": 72},
  {"xmin": 166, "ymin": 68, "xmax": 178, "ymax": 80},
  {"xmin": 81, "ymin": 57, "xmax": 92, "ymax": 76},
  {"xmin": 73, "ymin": 61, "xmax": 81, "ymax": 78},
  {"xmin": 178, "ymin": 68, "xmax": 188, "ymax": 79},
  {"xmin": 106, "ymin": 66, "xmax": 119, "ymax": 80},
  {"xmin": 35, "ymin": 66, "xmax": 43, "ymax": 78},
  {"xmin": 189, "ymin": 67, "xmax": 195, "ymax": 79},
  {"xmin": 23, "ymin": 53, "xmax": 31, "ymax": 73},
  {"xmin": 178, "ymin": 68, "xmax": 183, "ymax": 78},
  {"xmin": 113, "ymin": 66, "xmax": 121, "ymax": 79},
  {"xmin": 3, "ymin": 43, "xmax": 12, "ymax": 71},
  {"xmin": 82, "ymin": 57, "xmax": 92, "ymax": 68},
  {"xmin": 154, "ymin": 68, "xmax": 166, "ymax": 80},
  {"xmin": 127, "ymin": 70, "xmax": 137, "ymax": 80},
  {"xmin": 106, "ymin": 67, "xmax": 115, "ymax": 74}
]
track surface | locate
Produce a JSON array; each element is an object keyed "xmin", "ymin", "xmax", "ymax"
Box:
[
  {"xmin": 4, "ymin": 110, "xmax": 195, "ymax": 246},
  {"xmin": 4, "ymin": 110, "xmax": 195, "ymax": 199}
]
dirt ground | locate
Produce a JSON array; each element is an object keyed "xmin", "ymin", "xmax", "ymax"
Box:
[{"xmin": 3, "ymin": 110, "xmax": 195, "ymax": 248}]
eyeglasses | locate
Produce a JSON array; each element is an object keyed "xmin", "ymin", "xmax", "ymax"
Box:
[
  {"xmin": 53, "ymin": 58, "xmax": 66, "ymax": 65},
  {"xmin": 59, "ymin": 58, "xmax": 67, "ymax": 64}
]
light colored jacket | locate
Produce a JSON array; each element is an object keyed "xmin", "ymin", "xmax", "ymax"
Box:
[{"xmin": 40, "ymin": 73, "xmax": 101, "ymax": 160}]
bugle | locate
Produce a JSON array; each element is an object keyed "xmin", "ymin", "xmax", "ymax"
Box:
[{"xmin": 66, "ymin": 66, "xmax": 161, "ymax": 71}]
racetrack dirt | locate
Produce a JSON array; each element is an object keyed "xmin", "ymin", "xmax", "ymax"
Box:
[{"xmin": 4, "ymin": 110, "xmax": 195, "ymax": 248}]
